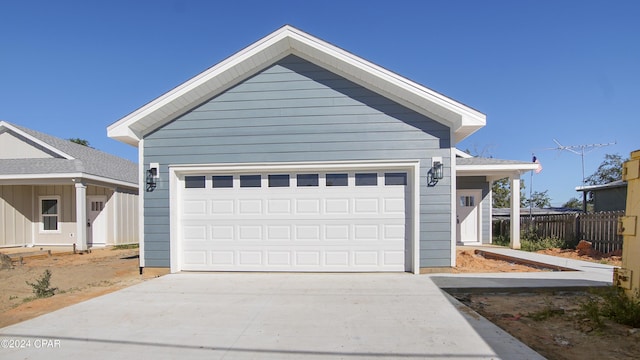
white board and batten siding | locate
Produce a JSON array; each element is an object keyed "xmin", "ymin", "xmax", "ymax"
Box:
[{"xmin": 144, "ymin": 56, "xmax": 453, "ymax": 270}]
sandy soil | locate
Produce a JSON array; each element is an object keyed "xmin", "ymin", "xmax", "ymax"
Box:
[
  {"xmin": 459, "ymin": 292, "xmax": 640, "ymax": 360},
  {"xmin": 0, "ymin": 246, "xmax": 633, "ymax": 360},
  {"xmin": 0, "ymin": 248, "xmax": 155, "ymax": 328}
]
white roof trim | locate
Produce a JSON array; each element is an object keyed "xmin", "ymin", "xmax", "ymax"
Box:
[
  {"xmin": 108, "ymin": 25, "xmax": 486, "ymax": 147},
  {"xmin": 457, "ymin": 163, "xmax": 539, "ymax": 177},
  {"xmin": 0, "ymin": 121, "xmax": 74, "ymax": 159},
  {"xmin": 0, "ymin": 172, "xmax": 137, "ymax": 188},
  {"xmin": 454, "ymin": 148, "xmax": 472, "ymax": 158}
]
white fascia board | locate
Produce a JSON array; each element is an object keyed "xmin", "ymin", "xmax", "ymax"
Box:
[
  {"xmin": 107, "ymin": 28, "xmax": 293, "ymax": 144},
  {"xmin": 0, "ymin": 121, "xmax": 75, "ymax": 159},
  {"xmin": 0, "ymin": 173, "xmax": 138, "ymax": 189},
  {"xmin": 457, "ymin": 163, "xmax": 539, "ymax": 176},
  {"xmin": 107, "ymin": 25, "xmax": 486, "ymax": 146},
  {"xmin": 169, "ymin": 159, "xmax": 421, "ymax": 174}
]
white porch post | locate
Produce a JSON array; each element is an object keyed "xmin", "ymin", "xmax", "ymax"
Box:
[
  {"xmin": 75, "ymin": 182, "xmax": 88, "ymax": 251},
  {"xmin": 509, "ymin": 173, "xmax": 521, "ymax": 249}
]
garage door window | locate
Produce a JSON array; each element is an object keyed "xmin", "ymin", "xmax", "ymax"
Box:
[
  {"xmin": 185, "ymin": 176, "xmax": 205, "ymax": 188},
  {"xmin": 297, "ymin": 174, "xmax": 319, "ymax": 187},
  {"xmin": 326, "ymin": 173, "xmax": 348, "ymax": 186},
  {"xmin": 240, "ymin": 175, "xmax": 261, "ymax": 188},
  {"xmin": 385, "ymin": 172, "xmax": 407, "ymax": 185},
  {"xmin": 269, "ymin": 174, "xmax": 290, "ymax": 187},
  {"xmin": 355, "ymin": 173, "xmax": 377, "ymax": 186},
  {"xmin": 212, "ymin": 176, "xmax": 233, "ymax": 188}
]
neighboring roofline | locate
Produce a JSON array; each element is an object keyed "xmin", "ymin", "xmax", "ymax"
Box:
[
  {"xmin": 108, "ymin": 25, "xmax": 486, "ymax": 147},
  {"xmin": 575, "ymin": 180, "xmax": 627, "ymax": 192},
  {"xmin": 0, "ymin": 172, "xmax": 137, "ymax": 189},
  {"xmin": 454, "ymin": 148, "xmax": 472, "ymax": 158},
  {"xmin": 0, "ymin": 120, "xmax": 74, "ymax": 159},
  {"xmin": 457, "ymin": 163, "xmax": 539, "ymax": 177}
]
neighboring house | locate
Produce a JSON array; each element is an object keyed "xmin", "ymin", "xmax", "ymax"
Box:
[
  {"xmin": 576, "ymin": 180, "xmax": 627, "ymax": 212},
  {"xmin": 108, "ymin": 25, "xmax": 536, "ymax": 274},
  {"xmin": 0, "ymin": 121, "xmax": 139, "ymax": 250}
]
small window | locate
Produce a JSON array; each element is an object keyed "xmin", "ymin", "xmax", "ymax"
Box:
[
  {"xmin": 355, "ymin": 173, "xmax": 377, "ymax": 186},
  {"xmin": 185, "ymin": 176, "xmax": 206, "ymax": 188},
  {"xmin": 41, "ymin": 198, "xmax": 59, "ymax": 232},
  {"xmin": 212, "ymin": 175, "xmax": 233, "ymax": 188},
  {"xmin": 240, "ymin": 175, "xmax": 261, "ymax": 188},
  {"xmin": 326, "ymin": 173, "xmax": 348, "ymax": 186},
  {"xmin": 385, "ymin": 172, "xmax": 407, "ymax": 185},
  {"xmin": 269, "ymin": 174, "xmax": 290, "ymax": 187},
  {"xmin": 460, "ymin": 196, "xmax": 475, "ymax": 207},
  {"xmin": 297, "ymin": 174, "xmax": 319, "ymax": 187},
  {"xmin": 91, "ymin": 201, "xmax": 105, "ymax": 212}
]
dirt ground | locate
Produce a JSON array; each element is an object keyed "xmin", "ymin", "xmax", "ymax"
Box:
[
  {"xmin": 454, "ymin": 248, "xmax": 637, "ymax": 360},
  {"xmin": 0, "ymin": 247, "xmax": 156, "ymax": 328},
  {"xmin": 0, "ymin": 246, "xmax": 633, "ymax": 359}
]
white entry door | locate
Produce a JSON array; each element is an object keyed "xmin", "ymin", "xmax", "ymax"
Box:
[
  {"xmin": 456, "ymin": 190, "xmax": 481, "ymax": 243},
  {"xmin": 87, "ymin": 196, "xmax": 107, "ymax": 246}
]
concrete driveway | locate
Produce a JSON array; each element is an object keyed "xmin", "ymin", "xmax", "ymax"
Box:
[{"xmin": 0, "ymin": 273, "xmax": 542, "ymax": 359}]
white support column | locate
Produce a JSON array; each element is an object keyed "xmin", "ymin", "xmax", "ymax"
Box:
[
  {"xmin": 75, "ymin": 182, "xmax": 88, "ymax": 251},
  {"xmin": 509, "ymin": 174, "xmax": 521, "ymax": 249}
]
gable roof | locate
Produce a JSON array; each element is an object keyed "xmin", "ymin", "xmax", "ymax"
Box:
[
  {"xmin": 108, "ymin": 25, "xmax": 486, "ymax": 146},
  {"xmin": 0, "ymin": 121, "xmax": 137, "ymax": 187}
]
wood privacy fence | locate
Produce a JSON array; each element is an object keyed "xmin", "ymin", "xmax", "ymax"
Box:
[{"xmin": 493, "ymin": 210, "xmax": 625, "ymax": 253}]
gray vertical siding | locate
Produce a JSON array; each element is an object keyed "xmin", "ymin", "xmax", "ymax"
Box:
[
  {"xmin": 457, "ymin": 176, "xmax": 491, "ymax": 242},
  {"xmin": 143, "ymin": 55, "xmax": 452, "ymax": 268}
]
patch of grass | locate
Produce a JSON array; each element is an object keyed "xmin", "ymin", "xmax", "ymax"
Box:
[
  {"xmin": 579, "ymin": 295, "xmax": 605, "ymax": 330},
  {"xmin": 9, "ymin": 295, "xmax": 18, "ymax": 300},
  {"xmin": 491, "ymin": 233, "xmax": 568, "ymax": 252},
  {"xmin": 25, "ymin": 269, "xmax": 57, "ymax": 298},
  {"xmin": 579, "ymin": 287, "xmax": 640, "ymax": 329},
  {"xmin": 112, "ymin": 243, "xmax": 139, "ymax": 250},
  {"xmin": 520, "ymin": 237, "xmax": 568, "ymax": 252}
]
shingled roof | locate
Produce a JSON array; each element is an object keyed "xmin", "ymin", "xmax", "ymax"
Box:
[{"xmin": 0, "ymin": 121, "xmax": 137, "ymax": 186}]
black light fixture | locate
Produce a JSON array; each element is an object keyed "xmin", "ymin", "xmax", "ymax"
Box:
[
  {"xmin": 433, "ymin": 161, "xmax": 444, "ymax": 180},
  {"xmin": 146, "ymin": 163, "xmax": 159, "ymax": 192},
  {"xmin": 427, "ymin": 158, "xmax": 444, "ymax": 186}
]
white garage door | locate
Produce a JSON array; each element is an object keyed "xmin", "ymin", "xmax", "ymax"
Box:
[{"xmin": 178, "ymin": 170, "xmax": 409, "ymax": 272}]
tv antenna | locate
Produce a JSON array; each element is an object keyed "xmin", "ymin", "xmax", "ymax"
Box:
[{"xmin": 547, "ymin": 139, "xmax": 616, "ymax": 185}]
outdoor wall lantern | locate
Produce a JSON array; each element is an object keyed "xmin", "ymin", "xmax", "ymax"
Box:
[
  {"xmin": 146, "ymin": 163, "xmax": 159, "ymax": 192},
  {"xmin": 428, "ymin": 157, "xmax": 444, "ymax": 186}
]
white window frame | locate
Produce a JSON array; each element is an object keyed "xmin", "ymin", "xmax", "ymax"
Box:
[{"xmin": 39, "ymin": 196, "xmax": 61, "ymax": 233}]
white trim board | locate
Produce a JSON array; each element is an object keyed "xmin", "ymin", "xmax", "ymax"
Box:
[{"xmin": 168, "ymin": 160, "xmax": 421, "ymax": 274}]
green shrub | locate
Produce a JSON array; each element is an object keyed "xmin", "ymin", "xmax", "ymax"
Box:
[
  {"xmin": 579, "ymin": 287, "xmax": 640, "ymax": 328},
  {"xmin": 25, "ymin": 269, "xmax": 57, "ymax": 298},
  {"xmin": 491, "ymin": 232, "xmax": 568, "ymax": 252},
  {"xmin": 492, "ymin": 235, "xmax": 510, "ymax": 247},
  {"xmin": 520, "ymin": 237, "xmax": 568, "ymax": 252}
]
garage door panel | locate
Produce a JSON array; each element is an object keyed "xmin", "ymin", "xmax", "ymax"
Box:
[
  {"xmin": 239, "ymin": 199, "xmax": 262, "ymax": 214},
  {"xmin": 267, "ymin": 199, "xmax": 291, "ymax": 214},
  {"xmin": 211, "ymin": 200, "xmax": 234, "ymax": 214},
  {"xmin": 178, "ymin": 169, "xmax": 409, "ymax": 272}
]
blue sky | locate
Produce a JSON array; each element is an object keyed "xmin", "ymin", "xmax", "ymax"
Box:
[{"xmin": 1, "ymin": 0, "xmax": 638, "ymax": 206}]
